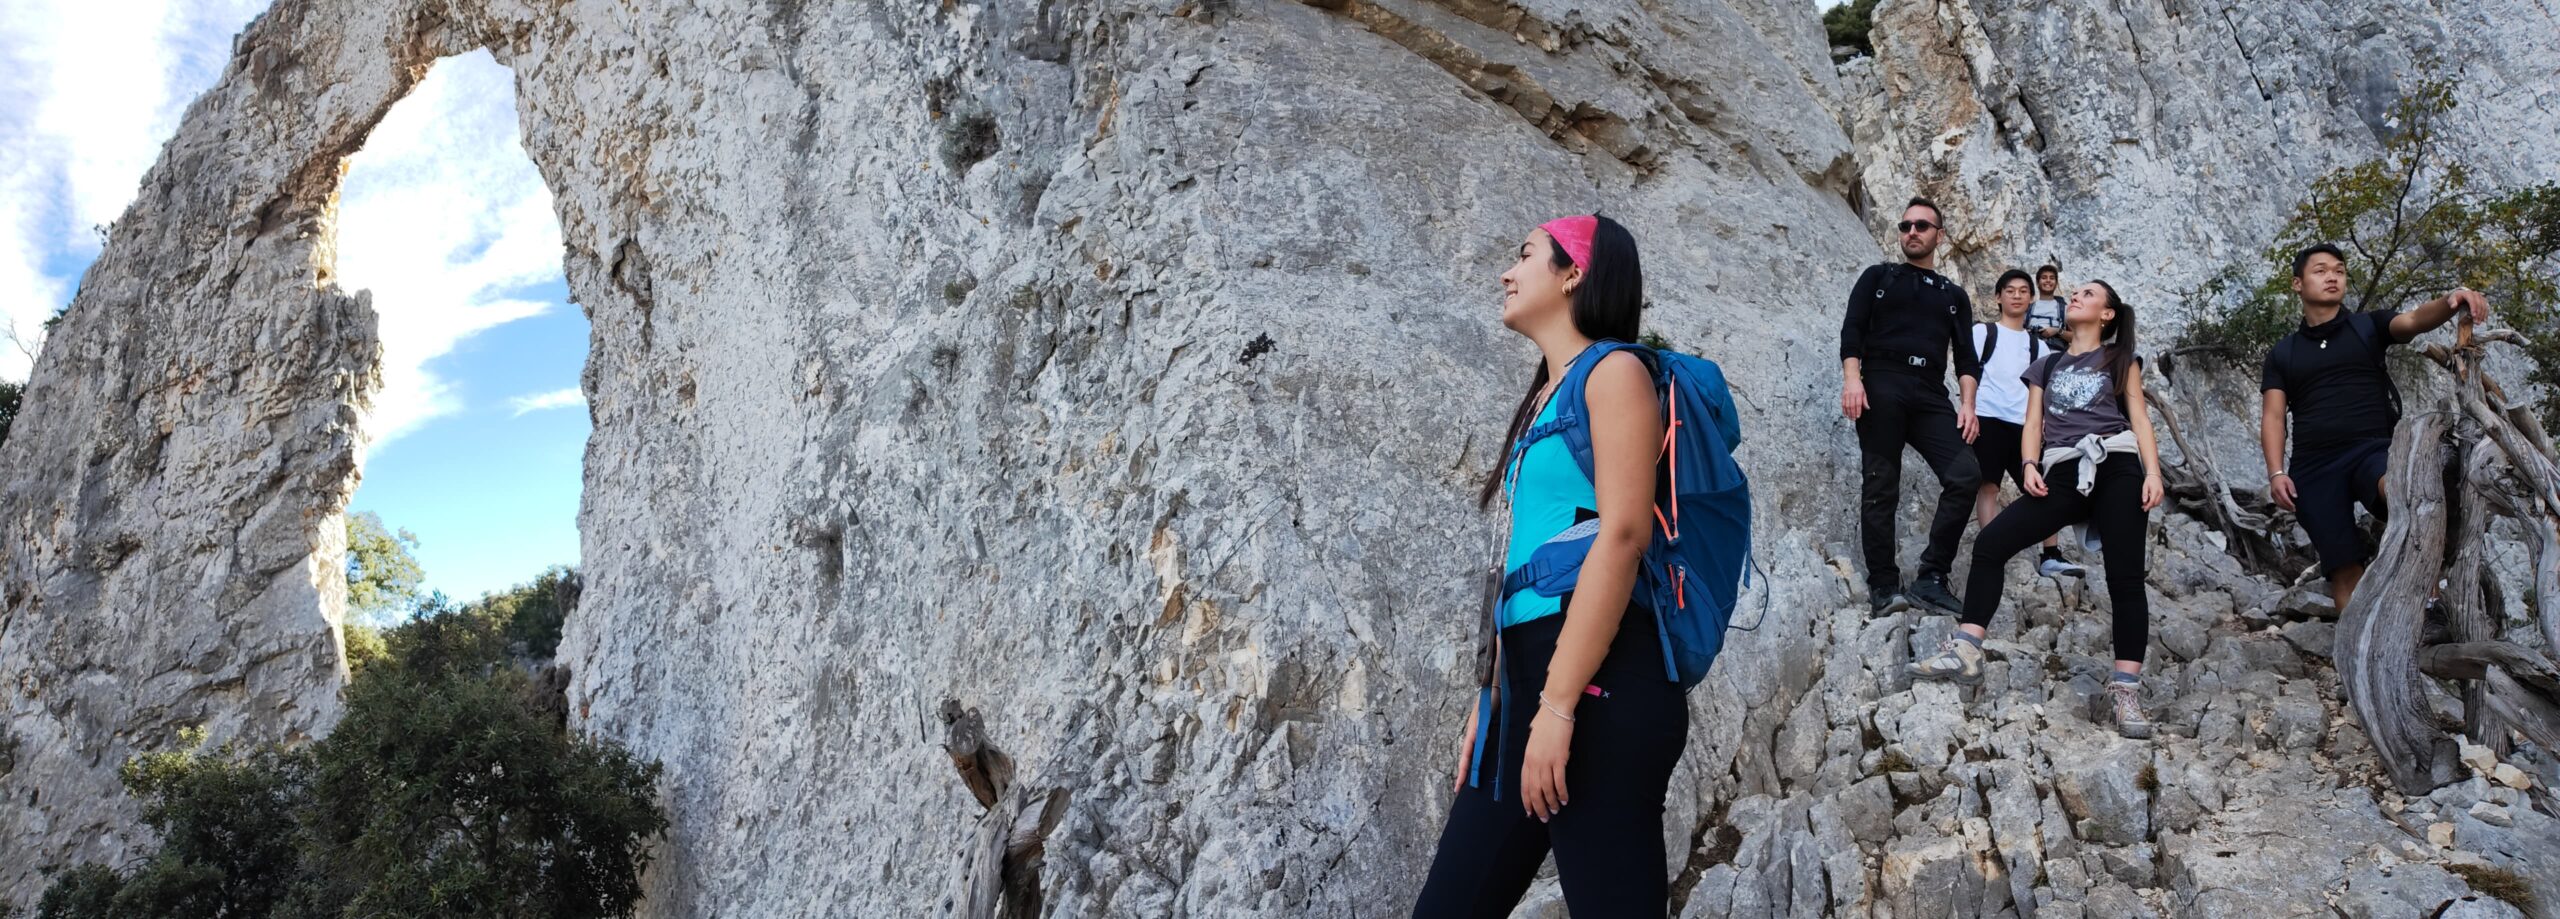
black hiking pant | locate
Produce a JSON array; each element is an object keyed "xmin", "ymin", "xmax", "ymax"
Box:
[
  {"xmin": 1961, "ymin": 453, "xmax": 2152, "ymax": 663},
  {"xmin": 1856, "ymin": 369, "xmax": 1982, "ymax": 594},
  {"xmin": 1414, "ymin": 605, "xmax": 1689, "ymax": 918}
]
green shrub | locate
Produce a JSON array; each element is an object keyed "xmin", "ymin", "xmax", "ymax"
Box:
[
  {"xmin": 33, "ymin": 865, "xmax": 122, "ymax": 919},
  {"xmin": 0, "ymin": 378, "xmax": 21, "ymax": 448},
  {"xmin": 343, "ymin": 511, "xmax": 425, "ymax": 627},
  {"xmin": 2172, "ymin": 78, "xmax": 2560, "ymax": 426},
  {"xmin": 1823, "ymin": 0, "xmax": 1880, "ymax": 60},
  {"xmin": 37, "ymin": 601, "xmax": 662, "ymax": 919},
  {"xmin": 464, "ymin": 566, "xmax": 580, "ymax": 660}
]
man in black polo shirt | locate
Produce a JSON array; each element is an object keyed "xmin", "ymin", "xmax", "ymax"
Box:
[
  {"xmin": 1842, "ymin": 197, "xmax": 1981, "ymax": 615},
  {"xmin": 2261, "ymin": 243, "xmax": 2489, "ymax": 611}
]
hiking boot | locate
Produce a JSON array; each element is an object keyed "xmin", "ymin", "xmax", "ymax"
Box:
[
  {"xmin": 2107, "ymin": 681, "xmax": 2155, "ymax": 739},
  {"xmin": 1908, "ymin": 572, "xmax": 1962, "ymax": 614},
  {"xmin": 1907, "ymin": 638, "xmax": 1985, "ymax": 684},
  {"xmin": 1870, "ymin": 590, "xmax": 1911, "ymax": 617},
  {"xmin": 2037, "ymin": 555, "xmax": 2087, "ymax": 579}
]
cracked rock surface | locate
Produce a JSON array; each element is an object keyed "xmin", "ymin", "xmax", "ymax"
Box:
[{"xmin": 3, "ymin": 0, "xmax": 2557, "ymax": 915}]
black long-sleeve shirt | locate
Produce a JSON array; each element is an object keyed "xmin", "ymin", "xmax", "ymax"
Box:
[{"xmin": 1841, "ymin": 262, "xmax": 1980, "ymax": 383}]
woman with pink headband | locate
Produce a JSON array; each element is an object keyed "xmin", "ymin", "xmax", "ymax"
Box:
[{"xmin": 1413, "ymin": 214, "xmax": 1689, "ymax": 916}]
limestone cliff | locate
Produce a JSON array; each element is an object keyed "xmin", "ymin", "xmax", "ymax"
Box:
[{"xmin": 1, "ymin": 0, "xmax": 2555, "ymax": 916}]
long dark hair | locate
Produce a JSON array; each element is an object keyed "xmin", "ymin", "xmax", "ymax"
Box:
[
  {"xmin": 1477, "ymin": 215, "xmax": 1645, "ymax": 508},
  {"xmin": 2087, "ymin": 279, "xmax": 2138, "ymax": 391}
]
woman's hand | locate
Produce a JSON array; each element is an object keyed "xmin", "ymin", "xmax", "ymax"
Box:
[
  {"xmin": 1520, "ymin": 705, "xmax": 1572, "ymax": 821},
  {"xmin": 1841, "ymin": 379, "xmax": 1868, "ymax": 421},
  {"xmin": 1452, "ymin": 701, "xmax": 1480, "ymax": 793},
  {"xmin": 2022, "ymin": 464, "xmax": 2048, "ymax": 497},
  {"xmin": 2142, "ymin": 473, "xmax": 2164, "ymax": 511}
]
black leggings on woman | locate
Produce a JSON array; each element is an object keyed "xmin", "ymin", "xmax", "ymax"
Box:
[
  {"xmin": 1413, "ymin": 604, "xmax": 1689, "ymax": 918},
  {"xmin": 1961, "ymin": 452, "xmax": 2151, "ymax": 664}
]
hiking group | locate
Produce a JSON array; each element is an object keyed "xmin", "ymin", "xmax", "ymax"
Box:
[{"xmin": 1411, "ymin": 202, "xmax": 2493, "ymax": 917}]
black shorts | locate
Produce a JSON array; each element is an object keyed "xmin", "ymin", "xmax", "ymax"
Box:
[
  {"xmin": 2293, "ymin": 438, "xmax": 2391, "ymax": 575},
  {"xmin": 1973, "ymin": 418, "xmax": 2026, "ymax": 488}
]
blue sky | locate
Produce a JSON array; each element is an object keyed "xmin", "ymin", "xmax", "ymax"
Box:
[{"xmin": 2, "ymin": 2, "xmax": 584, "ymax": 603}]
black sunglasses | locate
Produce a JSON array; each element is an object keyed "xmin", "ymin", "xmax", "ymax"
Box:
[{"xmin": 1897, "ymin": 220, "xmax": 1940, "ymax": 233}]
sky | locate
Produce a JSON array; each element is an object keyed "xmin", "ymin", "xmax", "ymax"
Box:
[{"xmin": 1, "ymin": 1, "xmax": 585, "ymax": 603}]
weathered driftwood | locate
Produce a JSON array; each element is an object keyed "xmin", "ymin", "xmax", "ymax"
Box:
[
  {"xmin": 2148, "ymin": 356, "xmax": 2311, "ymax": 578},
  {"xmin": 2333, "ymin": 317, "xmax": 2560, "ymax": 793},
  {"xmin": 2442, "ymin": 443, "xmax": 2506, "ymax": 752},
  {"xmin": 941, "ymin": 701, "xmax": 1065, "ymax": 919},
  {"xmin": 2334, "ymin": 408, "xmax": 2460, "ymax": 793}
]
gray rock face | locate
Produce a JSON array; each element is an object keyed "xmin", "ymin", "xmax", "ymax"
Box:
[
  {"xmin": 3, "ymin": 0, "xmax": 2558, "ymax": 916},
  {"xmin": 1842, "ymin": 0, "xmax": 2560, "ymax": 294}
]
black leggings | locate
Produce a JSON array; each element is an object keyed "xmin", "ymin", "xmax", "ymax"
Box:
[
  {"xmin": 1414, "ymin": 606, "xmax": 1689, "ymax": 918},
  {"xmin": 1856, "ymin": 370, "xmax": 1983, "ymax": 592},
  {"xmin": 1961, "ymin": 453, "xmax": 2151, "ymax": 664}
]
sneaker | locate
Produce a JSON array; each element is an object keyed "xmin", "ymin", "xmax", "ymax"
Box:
[
  {"xmin": 2107, "ymin": 681, "xmax": 2155, "ymax": 739},
  {"xmin": 2037, "ymin": 555, "xmax": 2087, "ymax": 578},
  {"xmin": 1906, "ymin": 638, "xmax": 1985, "ymax": 684},
  {"xmin": 1908, "ymin": 572, "xmax": 1962, "ymax": 614},
  {"xmin": 1870, "ymin": 590, "xmax": 1911, "ymax": 617}
]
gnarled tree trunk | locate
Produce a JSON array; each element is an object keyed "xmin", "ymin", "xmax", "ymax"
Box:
[{"xmin": 2334, "ymin": 409, "xmax": 2459, "ymax": 793}]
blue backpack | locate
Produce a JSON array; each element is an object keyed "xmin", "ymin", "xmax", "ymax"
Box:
[{"xmin": 1501, "ymin": 340, "xmax": 1755, "ymax": 688}]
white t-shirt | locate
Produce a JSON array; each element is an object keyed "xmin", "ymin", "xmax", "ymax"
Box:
[
  {"xmin": 1972, "ymin": 322, "xmax": 2038, "ymax": 424},
  {"xmin": 2027, "ymin": 298, "xmax": 2066, "ymax": 331}
]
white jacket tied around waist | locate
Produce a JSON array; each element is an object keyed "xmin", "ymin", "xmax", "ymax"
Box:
[{"xmin": 2036, "ymin": 430, "xmax": 2140, "ymax": 552}]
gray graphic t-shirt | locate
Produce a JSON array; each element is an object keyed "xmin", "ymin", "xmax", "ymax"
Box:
[{"xmin": 2025, "ymin": 348, "xmax": 2132, "ymax": 451}]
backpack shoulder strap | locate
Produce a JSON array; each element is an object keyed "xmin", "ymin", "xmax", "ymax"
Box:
[
  {"xmin": 2274, "ymin": 333, "xmax": 2300, "ymax": 391},
  {"xmin": 2347, "ymin": 311, "xmax": 2405, "ymax": 413},
  {"xmin": 1974, "ymin": 322, "xmax": 1997, "ymax": 365},
  {"xmin": 2348, "ymin": 311, "xmax": 2388, "ymax": 357},
  {"xmin": 1554, "ymin": 340, "xmax": 1657, "ymax": 479}
]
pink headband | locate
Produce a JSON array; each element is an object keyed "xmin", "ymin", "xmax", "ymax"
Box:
[{"xmin": 1540, "ymin": 215, "xmax": 1598, "ymax": 269}]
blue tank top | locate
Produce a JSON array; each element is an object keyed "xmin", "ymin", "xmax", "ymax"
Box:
[{"xmin": 1500, "ymin": 393, "xmax": 1598, "ymax": 628}]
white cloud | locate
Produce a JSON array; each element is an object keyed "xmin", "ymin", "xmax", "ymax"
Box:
[
  {"xmin": 333, "ymin": 50, "xmax": 564, "ymax": 450},
  {"xmin": 0, "ymin": 15, "xmax": 565, "ymax": 455},
  {"xmin": 508, "ymin": 387, "xmax": 585, "ymax": 417},
  {"xmin": 0, "ymin": 0, "xmax": 270, "ymax": 380}
]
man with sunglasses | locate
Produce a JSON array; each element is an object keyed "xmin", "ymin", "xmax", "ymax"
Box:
[{"xmin": 1840, "ymin": 197, "xmax": 1982, "ymax": 616}]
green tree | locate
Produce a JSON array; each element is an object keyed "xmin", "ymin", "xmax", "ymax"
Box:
[
  {"xmin": 2173, "ymin": 78, "xmax": 2560, "ymax": 425},
  {"xmin": 465, "ymin": 566, "xmax": 581, "ymax": 659},
  {"xmin": 1823, "ymin": 0, "xmax": 1881, "ymax": 60},
  {"xmin": 0, "ymin": 378, "xmax": 22, "ymax": 448},
  {"xmin": 33, "ymin": 865, "xmax": 122, "ymax": 919},
  {"xmin": 110, "ymin": 733, "xmax": 307, "ymax": 919},
  {"xmin": 344, "ymin": 511, "xmax": 425, "ymax": 627},
  {"xmin": 292, "ymin": 599, "xmax": 662, "ymax": 918},
  {"xmin": 38, "ymin": 599, "xmax": 663, "ymax": 919}
]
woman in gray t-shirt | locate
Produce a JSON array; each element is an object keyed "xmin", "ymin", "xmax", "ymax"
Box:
[{"xmin": 1908, "ymin": 281, "xmax": 2167, "ymax": 741}]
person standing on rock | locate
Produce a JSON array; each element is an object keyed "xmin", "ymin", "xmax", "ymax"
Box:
[
  {"xmin": 1415, "ymin": 215, "xmax": 1689, "ymax": 917},
  {"xmin": 1911, "ymin": 281, "xmax": 2165, "ymax": 740},
  {"xmin": 1841, "ymin": 197, "xmax": 1981, "ymax": 617},
  {"xmin": 2031, "ymin": 262, "xmax": 2067, "ymax": 335},
  {"xmin": 2260, "ymin": 243, "xmax": 2490, "ymax": 613},
  {"xmin": 1971, "ymin": 268, "xmax": 2084, "ymax": 580}
]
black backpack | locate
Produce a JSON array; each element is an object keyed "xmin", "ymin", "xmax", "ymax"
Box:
[{"xmin": 1976, "ymin": 321, "xmax": 2042, "ymax": 368}]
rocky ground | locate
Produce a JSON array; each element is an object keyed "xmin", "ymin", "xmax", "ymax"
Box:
[{"xmin": 1508, "ymin": 513, "xmax": 2560, "ymax": 919}]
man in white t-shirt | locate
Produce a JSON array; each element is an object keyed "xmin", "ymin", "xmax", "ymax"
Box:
[
  {"xmin": 2028, "ymin": 262, "xmax": 2066, "ymax": 335},
  {"xmin": 1973, "ymin": 269, "xmax": 2083, "ymax": 577}
]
